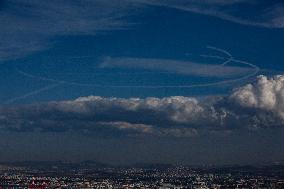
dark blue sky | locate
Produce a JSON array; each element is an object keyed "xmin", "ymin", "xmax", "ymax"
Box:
[
  {"xmin": 0, "ymin": 0, "xmax": 284, "ymax": 164},
  {"xmin": 1, "ymin": 0, "xmax": 283, "ymax": 103}
]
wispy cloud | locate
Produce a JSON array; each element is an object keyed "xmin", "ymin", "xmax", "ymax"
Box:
[
  {"xmin": 0, "ymin": 75, "xmax": 284, "ymax": 137},
  {"xmin": 135, "ymin": 0, "xmax": 284, "ymax": 28},
  {"xmin": 100, "ymin": 57, "xmax": 254, "ymax": 78},
  {"xmin": 0, "ymin": 0, "xmax": 138, "ymax": 61},
  {"xmin": 0, "ymin": 0, "xmax": 282, "ymax": 62}
]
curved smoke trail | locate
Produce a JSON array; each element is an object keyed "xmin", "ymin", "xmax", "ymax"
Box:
[{"xmin": 7, "ymin": 46, "xmax": 260, "ymax": 103}]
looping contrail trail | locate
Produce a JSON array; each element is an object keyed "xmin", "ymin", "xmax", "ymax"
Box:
[
  {"xmin": 15, "ymin": 57, "xmax": 260, "ymax": 89},
  {"xmin": 206, "ymin": 46, "xmax": 233, "ymax": 66},
  {"xmin": 8, "ymin": 46, "xmax": 260, "ymax": 103},
  {"xmin": 206, "ymin": 46, "xmax": 232, "ymax": 58}
]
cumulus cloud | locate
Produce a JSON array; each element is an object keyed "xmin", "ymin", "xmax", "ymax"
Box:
[
  {"xmin": 0, "ymin": 96, "xmax": 217, "ymax": 136},
  {"xmin": 1, "ymin": 75, "xmax": 284, "ymax": 137},
  {"xmin": 230, "ymin": 75, "xmax": 284, "ymax": 119}
]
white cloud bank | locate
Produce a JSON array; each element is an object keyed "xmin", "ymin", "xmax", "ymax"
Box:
[{"xmin": 1, "ymin": 75, "xmax": 284, "ymax": 137}]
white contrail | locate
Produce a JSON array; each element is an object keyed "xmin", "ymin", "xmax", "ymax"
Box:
[
  {"xmin": 4, "ymin": 83, "xmax": 61, "ymax": 104},
  {"xmin": 204, "ymin": 46, "xmax": 260, "ymax": 77},
  {"xmin": 206, "ymin": 46, "xmax": 233, "ymax": 65},
  {"xmin": 5, "ymin": 46, "xmax": 260, "ymax": 104},
  {"xmin": 15, "ymin": 60, "xmax": 259, "ymax": 89},
  {"xmin": 206, "ymin": 46, "xmax": 232, "ymax": 58},
  {"xmin": 16, "ymin": 68, "xmax": 65, "ymax": 83},
  {"xmin": 200, "ymin": 54, "xmax": 226, "ymax": 60},
  {"xmin": 14, "ymin": 47, "xmax": 260, "ymax": 89}
]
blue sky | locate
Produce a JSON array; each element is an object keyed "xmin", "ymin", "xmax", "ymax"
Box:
[
  {"xmin": 0, "ymin": 0, "xmax": 284, "ymax": 164},
  {"xmin": 1, "ymin": 0, "xmax": 284, "ymax": 103}
]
